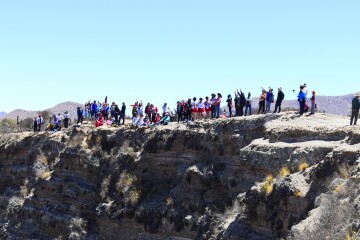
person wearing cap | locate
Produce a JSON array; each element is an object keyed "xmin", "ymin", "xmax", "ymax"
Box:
[
  {"xmin": 350, "ymin": 94, "xmax": 360, "ymax": 125},
  {"xmin": 274, "ymin": 87, "xmax": 285, "ymax": 113},
  {"xmin": 64, "ymin": 111, "xmax": 70, "ymax": 128},
  {"xmin": 258, "ymin": 89, "xmax": 267, "ymax": 114},
  {"xmin": 226, "ymin": 94, "xmax": 233, "ymax": 117},
  {"xmin": 210, "ymin": 93, "xmax": 216, "ymax": 119}
]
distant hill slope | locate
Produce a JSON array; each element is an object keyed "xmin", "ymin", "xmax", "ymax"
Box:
[
  {"xmin": 4, "ymin": 101, "xmax": 82, "ymax": 120},
  {"xmin": 0, "ymin": 112, "xmax": 6, "ymax": 119}
]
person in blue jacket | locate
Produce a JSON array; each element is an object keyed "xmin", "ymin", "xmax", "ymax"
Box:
[
  {"xmin": 297, "ymin": 85, "xmax": 307, "ymax": 116},
  {"xmin": 265, "ymin": 87, "xmax": 274, "ymax": 113}
]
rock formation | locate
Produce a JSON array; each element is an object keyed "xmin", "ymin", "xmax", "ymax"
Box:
[{"xmin": 0, "ymin": 112, "xmax": 359, "ymax": 240}]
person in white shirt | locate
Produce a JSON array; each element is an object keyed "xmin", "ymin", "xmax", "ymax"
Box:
[
  {"xmin": 197, "ymin": 98, "xmax": 205, "ymax": 120},
  {"xmin": 37, "ymin": 115, "xmax": 43, "ymax": 131},
  {"xmin": 162, "ymin": 103, "xmax": 170, "ymax": 117},
  {"xmin": 64, "ymin": 111, "xmax": 70, "ymax": 128}
]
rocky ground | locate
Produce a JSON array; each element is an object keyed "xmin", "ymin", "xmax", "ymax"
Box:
[{"xmin": 0, "ymin": 112, "xmax": 359, "ymax": 240}]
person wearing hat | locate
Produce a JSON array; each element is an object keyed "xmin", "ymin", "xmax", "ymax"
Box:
[
  {"xmin": 274, "ymin": 87, "xmax": 285, "ymax": 113},
  {"xmin": 226, "ymin": 94, "xmax": 233, "ymax": 117},
  {"xmin": 350, "ymin": 94, "xmax": 360, "ymax": 125},
  {"xmin": 64, "ymin": 111, "xmax": 70, "ymax": 128}
]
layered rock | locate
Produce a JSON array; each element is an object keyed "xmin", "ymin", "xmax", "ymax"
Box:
[{"xmin": 0, "ymin": 112, "xmax": 359, "ymax": 239}]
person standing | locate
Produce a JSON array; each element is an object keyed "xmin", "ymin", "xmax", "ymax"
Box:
[
  {"xmin": 274, "ymin": 87, "xmax": 285, "ymax": 113},
  {"xmin": 33, "ymin": 117, "xmax": 38, "ymax": 132},
  {"xmin": 297, "ymin": 85, "xmax": 307, "ymax": 116},
  {"xmin": 37, "ymin": 115, "xmax": 43, "ymax": 131},
  {"xmin": 77, "ymin": 107, "xmax": 83, "ymax": 125},
  {"xmin": 204, "ymin": 97, "xmax": 211, "ymax": 119},
  {"xmin": 226, "ymin": 94, "xmax": 232, "ymax": 117},
  {"xmin": 120, "ymin": 102, "xmax": 126, "ymax": 125},
  {"xmin": 210, "ymin": 93, "xmax": 216, "ymax": 119},
  {"xmin": 258, "ymin": 90, "xmax": 266, "ymax": 114},
  {"xmin": 215, "ymin": 93, "xmax": 222, "ymax": 118},
  {"xmin": 176, "ymin": 101, "xmax": 184, "ymax": 123},
  {"xmin": 64, "ymin": 111, "xmax": 70, "ymax": 128},
  {"xmin": 197, "ymin": 98, "xmax": 205, "ymax": 120},
  {"xmin": 265, "ymin": 87, "xmax": 274, "ymax": 113},
  {"xmin": 310, "ymin": 91, "xmax": 316, "ymax": 115},
  {"xmin": 245, "ymin": 92, "xmax": 252, "ymax": 116},
  {"xmin": 350, "ymin": 94, "xmax": 360, "ymax": 125}
]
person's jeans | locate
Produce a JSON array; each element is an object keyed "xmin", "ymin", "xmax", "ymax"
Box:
[
  {"xmin": 215, "ymin": 105, "xmax": 220, "ymax": 118},
  {"xmin": 265, "ymin": 101, "xmax": 271, "ymax": 113},
  {"xmin": 350, "ymin": 110, "xmax": 359, "ymax": 125},
  {"xmin": 245, "ymin": 103, "xmax": 251, "ymax": 116},
  {"xmin": 258, "ymin": 101, "xmax": 265, "ymax": 114},
  {"xmin": 311, "ymin": 102, "xmax": 315, "ymax": 114},
  {"xmin": 211, "ymin": 106, "xmax": 216, "ymax": 119}
]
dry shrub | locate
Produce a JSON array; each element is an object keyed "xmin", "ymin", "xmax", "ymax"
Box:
[
  {"xmin": 280, "ymin": 167, "xmax": 291, "ymax": 178},
  {"xmin": 299, "ymin": 163, "xmax": 309, "ymax": 172},
  {"xmin": 266, "ymin": 174, "xmax": 274, "ymax": 183},
  {"xmin": 294, "ymin": 190, "xmax": 303, "ymax": 198},
  {"xmin": 261, "ymin": 182, "xmax": 273, "ymax": 196}
]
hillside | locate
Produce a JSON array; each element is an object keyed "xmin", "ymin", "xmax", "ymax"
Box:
[
  {"xmin": 0, "ymin": 112, "xmax": 359, "ymax": 239},
  {"xmin": 0, "ymin": 112, "xmax": 6, "ymax": 119},
  {"xmin": 4, "ymin": 101, "xmax": 82, "ymax": 120}
]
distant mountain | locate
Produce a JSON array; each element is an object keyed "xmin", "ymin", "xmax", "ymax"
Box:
[
  {"xmin": 0, "ymin": 112, "xmax": 6, "ymax": 119},
  {"xmin": 4, "ymin": 101, "xmax": 82, "ymax": 121}
]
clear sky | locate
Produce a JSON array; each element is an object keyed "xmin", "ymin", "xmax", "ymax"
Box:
[{"xmin": 0, "ymin": 0, "xmax": 359, "ymax": 113}]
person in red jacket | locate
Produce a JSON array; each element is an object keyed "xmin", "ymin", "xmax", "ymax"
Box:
[{"xmin": 95, "ymin": 113, "xmax": 104, "ymax": 128}]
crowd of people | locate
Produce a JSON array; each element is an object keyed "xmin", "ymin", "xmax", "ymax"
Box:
[{"xmin": 31, "ymin": 82, "xmax": 360, "ymax": 132}]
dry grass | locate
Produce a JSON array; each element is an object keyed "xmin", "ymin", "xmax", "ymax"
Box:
[
  {"xmin": 338, "ymin": 165, "xmax": 350, "ymax": 179},
  {"xmin": 128, "ymin": 190, "xmax": 141, "ymax": 206},
  {"xmin": 261, "ymin": 181, "xmax": 273, "ymax": 196},
  {"xmin": 280, "ymin": 167, "xmax": 291, "ymax": 178},
  {"xmin": 294, "ymin": 190, "xmax": 304, "ymax": 198},
  {"xmin": 346, "ymin": 228, "xmax": 358, "ymax": 240},
  {"xmin": 299, "ymin": 162, "xmax": 310, "ymax": 172},
  {"xmin": 266, "ymin": 174, "xmax": 274, "ymax": 183},
  {"xmin": 117, "ymin": 172, "xmax": 138, "ymax": 193},
  {"xmin": 41, "ymin": 170, "xmax": 54, "ymax": 180}
]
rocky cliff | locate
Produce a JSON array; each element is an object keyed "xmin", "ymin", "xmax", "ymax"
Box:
[{"xmin": 0, "ymin": 112, "xmax": 359, "ymax": 240}]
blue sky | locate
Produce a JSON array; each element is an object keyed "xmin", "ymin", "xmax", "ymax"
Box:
[{"xmin": 0, "ymin": 0, "xmax": 359, "ymax": 113}]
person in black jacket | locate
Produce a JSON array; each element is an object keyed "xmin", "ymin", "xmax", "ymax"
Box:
[
  {"xmin": 119, "ymin": 102, "xmax": 126, "ymax": 125},
  {"xmin": 274, "ymin": 87, "xmax": 285, "ymax": 113},
  {"xmin": 77, "ymin": 107, "xmax": 83, "ymax": 125},
  {"xmin": 176, "ymin": 101, "xmax": 184, "ymax": 123},
  {"xmin": 350, "ymin": 94, "xmax": 360, "ymax": 125}
]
